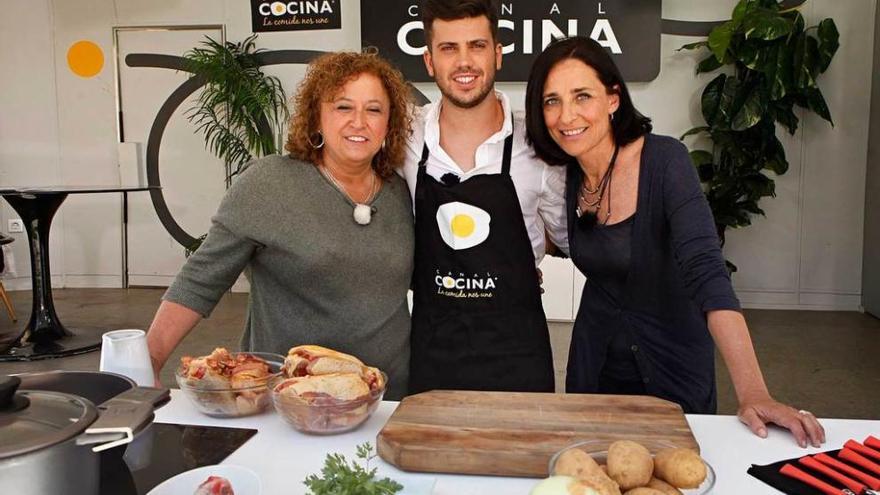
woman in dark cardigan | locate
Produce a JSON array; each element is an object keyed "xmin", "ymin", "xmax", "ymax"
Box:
[{"xmin": 525, "ymin": 36, "xmax": 823, "ymax": 447}]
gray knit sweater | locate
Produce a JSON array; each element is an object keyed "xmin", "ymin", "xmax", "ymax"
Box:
[{"xmin": 163, "ymin": 155, "xmax": 414, "ymax": 399}]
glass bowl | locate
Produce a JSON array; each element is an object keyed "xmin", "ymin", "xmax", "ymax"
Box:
[
  {"xmin": 268, "ymin": 372, "xmax": 386, "ymax": 434},
  {"xmin": 548, "ymin": 439, "xmax": 716, "ymax": 495},
  {"xmin": 175, "ymin": 351, "xmax": 284, "ymax": 418}
]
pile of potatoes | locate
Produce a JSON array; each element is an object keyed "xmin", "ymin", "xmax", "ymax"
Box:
[{"xmin": 550, "ymin": 440, "xmax": 708, "ymax": 495}]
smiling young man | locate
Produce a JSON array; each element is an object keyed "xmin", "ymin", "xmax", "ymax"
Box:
[{"xmin": 402, "ymin": 0, "xmax": 568, "ymax": 394}]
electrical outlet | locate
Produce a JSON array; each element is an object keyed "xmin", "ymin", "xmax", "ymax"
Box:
[{"xmin": 8, "ymin": 219, "xmax": 24, "ymax": 233}]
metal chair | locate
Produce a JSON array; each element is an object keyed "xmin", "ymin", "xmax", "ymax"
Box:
[{"xmin": 0, "ymin": 234, "xmax": 16, "ymax": 322}]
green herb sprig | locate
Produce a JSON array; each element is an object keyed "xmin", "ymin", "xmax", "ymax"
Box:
[{"xmin": 304, "ymin": 443, "xmax": 403, "ymax": 495}]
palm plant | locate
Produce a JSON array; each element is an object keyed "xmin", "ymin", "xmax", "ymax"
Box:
[
  {"xmin": 679, "ymin": 0, "xmax": 839, "ymax": 272},
  {"xmin": 184, "ymin": 34, "xmax": 288, "ymax": 183},
  {"xmin": 182, "ymin": 34, "xmax": 288, "ymax": 254}
]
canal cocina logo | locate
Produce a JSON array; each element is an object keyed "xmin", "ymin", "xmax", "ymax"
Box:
[
  {"xmin": 435, "ymin": 270, "xmax": 499, "ymax": 299},
  {"xmin": 361, "ymin": 0, "xmax": 809, "ymax": 83},
  {"xmin": 250, "ymin": 0, "xmax": 341, "ymax": 32},
  {"xmin": 257, "ymin": 1, "xmax": 334, "ymax": 16}
]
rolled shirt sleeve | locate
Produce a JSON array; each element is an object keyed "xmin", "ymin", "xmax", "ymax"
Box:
[{"xmin": 539, "ymin": 163, "xmax": 570, "ymax": 256}]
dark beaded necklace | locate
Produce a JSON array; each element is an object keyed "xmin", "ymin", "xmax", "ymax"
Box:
[{"xmin": 577, "ymin": 143, "xmax": 620, "ymax": 227}]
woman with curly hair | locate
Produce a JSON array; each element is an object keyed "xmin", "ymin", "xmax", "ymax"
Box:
[{"xmin": 146, "ymin": 51, "xmax": 415, "ymax": 399}]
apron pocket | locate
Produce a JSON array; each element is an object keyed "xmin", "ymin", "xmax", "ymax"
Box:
[{"xmin": 412, "ymin": 308, "xmax": 554, "ymax": 392}]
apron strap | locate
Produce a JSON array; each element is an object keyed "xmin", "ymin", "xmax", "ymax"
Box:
[
  {"xmin": 418, "ymin": 142, "xmax": 430, "ymax": 179},
  {"xmin": 500, "ymin": 118, "xmax": 514, "ymax": 176}
]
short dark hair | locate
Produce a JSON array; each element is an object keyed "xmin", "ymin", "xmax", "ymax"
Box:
[
  {"xmin": 525, "ymin": 36, "xmax": 652, "ymax": 166},
  {"xmin": 421, "ymin": 0, "xmax": 499, "ymax": 50}
]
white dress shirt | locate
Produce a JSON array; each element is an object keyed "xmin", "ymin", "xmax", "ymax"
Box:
[{"xmin": 400, "ymin": 91, "xmax": 569, "ymax": 263}]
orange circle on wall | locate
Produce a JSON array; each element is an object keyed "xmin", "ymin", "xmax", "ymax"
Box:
[{"xmin": 67, "ymin": 40, "xmax": 104, "ymax": 77}]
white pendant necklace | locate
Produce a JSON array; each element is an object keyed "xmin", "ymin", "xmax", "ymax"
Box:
[{"xmin": 319, "ymin": 164, "xmax": 377, "ymax": 225}]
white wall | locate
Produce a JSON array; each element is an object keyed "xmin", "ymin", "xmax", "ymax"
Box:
[
  {"xmin": 0, "ymin": 0, "xmax": 63, "ymax": 287},
  {"xmin": 0, "ymin": 0, "xmax": 875, "ymax": 313}
]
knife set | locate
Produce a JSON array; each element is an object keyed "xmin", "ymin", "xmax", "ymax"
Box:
[{"xmin": 748, "ymin": 436, "xmax": 880, "ymax": 495}]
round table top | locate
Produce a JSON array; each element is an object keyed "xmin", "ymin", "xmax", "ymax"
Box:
[{"xmin": 0, "ymin": 185, "xmax": 158, "ymax": 195}]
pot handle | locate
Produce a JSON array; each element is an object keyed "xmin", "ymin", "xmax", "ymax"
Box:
[{"xmin": 76, "ymin": 386, "xmax": 169, "ymax": 453}]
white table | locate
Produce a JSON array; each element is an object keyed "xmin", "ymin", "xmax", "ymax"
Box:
[{"xmin": 155, "ymin": 390, "xmax": 880, "ymax": 494}]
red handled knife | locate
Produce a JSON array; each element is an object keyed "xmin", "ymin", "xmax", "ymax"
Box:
[
  {"xmin": 841, "ymin": 448, "xmax": 880, "ymax": 477},
  {"xmin": 781, "ymin": 463, "xmax": 858, "ymax": 495},
  {"xmin": 866, "ymin": 436, "xmax": 880, "ymax": 451},
  {"xmin": 815, "ymin": 453, "xmax": 880, "ymax": 490},
  {"xmin": 800, "ymin": 456, "xmax": 879, "ymax": 495},
  {"xmin": 847, "ymin": 440, "xmax": 880, "ymax": 463}
]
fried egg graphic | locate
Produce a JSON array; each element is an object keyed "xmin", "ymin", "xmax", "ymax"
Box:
[
  {"xmin": 271, "ymin": 2, "xmax": 286, "ymax": 15},
  {"xmin": 436, "ymin": 201, "xmax": 491, "ymax": 250}
]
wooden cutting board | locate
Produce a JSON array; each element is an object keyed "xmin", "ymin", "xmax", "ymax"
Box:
[{"xmin": 377, "ymin": 390, "xmax": 699, "ymax": 477}]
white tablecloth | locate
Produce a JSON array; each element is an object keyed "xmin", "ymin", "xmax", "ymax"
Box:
[{"xmin": 155, "ymin": 390, "xmax": 880, "ymax": 494}]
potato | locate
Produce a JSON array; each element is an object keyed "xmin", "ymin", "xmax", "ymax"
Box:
[
  {"xmin": 607, "ymin": 441, "xmax": 654, "ymax": 490},
  {"xmin": 653, "ymin": 448, "xmax": 707, "ymax": 489},
  {"xmin": 530, "ymin": 476, "xmax": 601, "ymax": 495},
  {"xmin": 645, "ymin": 477, "xmax": 682, "ymax": 495},
  {"xmin": 580, "ymin": 471, "xmax": 622, "ymax": 495},
  {"xmin": 623, "ymin": 489, "xmax": 665, "ymax": 495},
  {"xmin": 554, "ymin": 448, "xmax": 603, "ymax": 478}
]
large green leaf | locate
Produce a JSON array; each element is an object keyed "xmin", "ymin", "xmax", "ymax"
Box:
[
  {"xmin": 708, "ymin": 22, "xmax": 735, "ymax": 61},
  {"xmin": 761, "ymin": 44, "xmax": 787, "ymax": 101},
  {"xmin": 793, "ymin": 34, "xmax": 819, "ymax": 89},
  {"xmin": 771, "ymin": 98, "xmax": 800, "ymax": 135},
  {"xmin": 679, "ymin": 41, "xmax": 708, "ymax": 51},
  {"xmin": 817, "ymin": 19, "xmax": 840, "ymax": 72},
  {"xmin": 731, "ymin": 0, "xmax": 752, "ymax": 27},
  {"xmin": 732, "ymin": 85, "xmax": 767, "ymax": 131},
  {"xmin": 743, "ymin": 173, "xmax": 776, "ymax": 197},
  {"xmin": 690, "ymin": 150, "xmax": 715, "ymax": 182},
  {"xmin": 763, "ymin": 136, "xmax": 789, "ymax": 174},
  {"xmin": 702, "ymin": 74, "xmax": 727, "ymax": 126},
  {"xmin": 736, "ymin": 41, "xmax": 764, "ymax": 70},
  {"xmin": 697, "ymin": 54, "xmax": 723, "ymax": 74},
  {"xmin": 742, "ymin": 8, "xmax": 792, "ymax": 41},
  {"xmin": 805, "ymin": 88, "xmax": 834, "ymax": 125},
  {"xmin": 782, "ymin": 10, "xmax": 805, "ymax": 35},
  {"xmin": 690, "ymin": 149, "xmax": 714, "ymax": 167}
]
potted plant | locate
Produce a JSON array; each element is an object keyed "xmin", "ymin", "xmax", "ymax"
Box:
[
  {"xmin": 679, "ymin": 0, "xmax": 839, "ymax": 272},
  {"xmin": 182, "ymin": 34, "xmax": 289, "ymax": 253}
]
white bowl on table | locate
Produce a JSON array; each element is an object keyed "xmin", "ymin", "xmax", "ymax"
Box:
[{"xmin": 147, "ymin": 464, "xmax": 261, "ymax": 495}]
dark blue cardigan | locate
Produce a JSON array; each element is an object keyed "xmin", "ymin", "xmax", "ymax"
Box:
[{"xmin": 565, "ymin": 133, "xmax": 741, "ymax": 414}]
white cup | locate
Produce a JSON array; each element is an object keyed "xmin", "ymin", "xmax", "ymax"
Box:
[{"xmin": 99, "ymin": 329, "xmax": 154, "ymax": 386}]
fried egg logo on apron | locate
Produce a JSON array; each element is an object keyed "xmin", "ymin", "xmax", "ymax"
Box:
[{"xmin": 436, "ymin": 201, "xmax": 490, "ymax": 250}]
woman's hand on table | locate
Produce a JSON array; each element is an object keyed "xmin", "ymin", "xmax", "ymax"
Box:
[{"xmin": 737, "ymin": 397, "xmax": 826, "ymax": 448}]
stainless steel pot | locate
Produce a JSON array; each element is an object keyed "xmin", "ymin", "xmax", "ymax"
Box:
[
  {"xmin": 0, "ymin": 375, "xmax": 167, "ymax": 495},
  {"xmin": 15, "ymin": 370, "xmax": 136, "ymax": 406}
]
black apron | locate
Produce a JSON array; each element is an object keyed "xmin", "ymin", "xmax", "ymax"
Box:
[{"xmin": 408, "ymin": 129, "xmax": 555, "ymax": 394}]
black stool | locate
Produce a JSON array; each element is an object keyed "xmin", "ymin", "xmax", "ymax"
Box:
[{"xmin": 0, "ymin": 234, "xmax": 16, "ymax": 322}]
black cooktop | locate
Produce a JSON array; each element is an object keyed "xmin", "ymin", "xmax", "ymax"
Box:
[{"xmin": 100, "ymin": 423, "xmax": 257, "ymax": 495}]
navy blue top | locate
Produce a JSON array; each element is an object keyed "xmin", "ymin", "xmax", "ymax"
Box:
[
  {"xmin": 564, "ymin": 134, "xmax": 741, "ymax": 414},
  {"xmin": 571, "ymin": 215, "xmax": 641, "ymax": 381}
]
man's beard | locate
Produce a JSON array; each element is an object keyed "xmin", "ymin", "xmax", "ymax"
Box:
[{"xmin": 437, "ymin": 69, "xmax": 496, "ymax": 109}]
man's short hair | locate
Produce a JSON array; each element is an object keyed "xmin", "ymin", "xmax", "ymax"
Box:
[{"xmin": 422, "ymin": 0, "xmax": 499, "ymax": 49}]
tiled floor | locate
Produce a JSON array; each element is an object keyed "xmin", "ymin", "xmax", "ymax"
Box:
[{"xmin": 1, "ymin": 288, "xmax": 878, "ymax": 419}]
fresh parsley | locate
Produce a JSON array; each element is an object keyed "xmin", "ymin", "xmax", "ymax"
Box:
[{"xmin": 304, "ymin": 443, "xmax": 403, "ymax": 495}]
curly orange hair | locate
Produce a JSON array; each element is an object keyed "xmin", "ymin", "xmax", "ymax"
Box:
[{"xmin": 285, "ymin": 51, "xmax": 413, "ymax": 179}]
